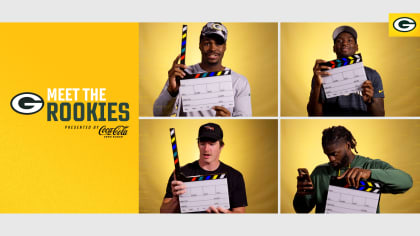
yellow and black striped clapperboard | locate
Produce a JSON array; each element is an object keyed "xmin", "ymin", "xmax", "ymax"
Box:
[
  {"xmin": 169, "ymin": 128, "xmax": 230, "ymax": 213},
  {"xmin": 320, "ymin": 53, "xmax": 368, "ymax": 99},
  {"xmin": 325, "ymin": 176, "xmax": 382, "ymax": 213},
  {"xmin": 177, "ymin": 25, "xmax": 234, "ymax": 112}
]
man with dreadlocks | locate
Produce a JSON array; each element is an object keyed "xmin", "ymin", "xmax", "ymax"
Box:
[{"xmin": 293, "ymin": 125, "xmax": 412, "ymax": 213}]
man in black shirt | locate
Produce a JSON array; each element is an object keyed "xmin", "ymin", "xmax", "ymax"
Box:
[{"xmin": 160, "ymin": 123, "xmax": 248, "ymax": 213}]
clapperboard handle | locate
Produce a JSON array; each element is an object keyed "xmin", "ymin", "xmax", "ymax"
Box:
[
  {"xmin": 180, "ymin": 25, "xmax": 187, "ymax": 65},
  {"xmin": 320, "ymin": 53, "xmax": 363, "ymax": 71},
  {"xmin": 169, "ymin": 128, "xmax": 184, "ymax": 180},
  {"xmin": 176, "ymin": 24, "xmax": 189, "ymax": 83}
]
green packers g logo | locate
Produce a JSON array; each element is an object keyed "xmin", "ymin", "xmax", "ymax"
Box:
[
  {"xmin": 11, "ymin": 92, "xmax": 44, "ymax": 115},
  {"xmin": 393, "ymin": 17, "xmax": 416, "ymax": 32},
  {"xmin": 212, "ymin": 23, "xmax": 223, "ymax": 31}
]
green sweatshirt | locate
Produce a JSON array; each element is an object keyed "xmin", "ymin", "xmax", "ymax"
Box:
[{"xmin": 293, "ymin": 155, "xmax": 413, "ymax": 213}]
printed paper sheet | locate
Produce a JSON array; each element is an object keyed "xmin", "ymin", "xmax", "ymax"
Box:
[
  {"xmin": 180, "ymin": 74, "xmax": 234, "ymax": 112},
  {"xmin": 179, "ymin": 178, "xmax": 230, "ymax": 213}
]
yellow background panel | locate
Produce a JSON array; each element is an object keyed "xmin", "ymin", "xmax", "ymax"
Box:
[
  {"xmin": 139, "ymin": 119, "xmax": 278, "ymax": 213},
  {"xmin": 0, "ymin": 23, "xmax": 139, "ymax": 212},
  {"xmin": 281, "ymin": 23, "xmax": 420, "ymax": 116},
  {"xmin": 281, "ymin": 119, "xmax": 420, "ymax": 213},
  {"xmin": 139, "ymin": 23, "xmax": 278, "ymax": 117}
]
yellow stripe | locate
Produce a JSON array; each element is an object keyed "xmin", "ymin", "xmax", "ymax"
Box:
[
  {"xmin": 182, "ymin": 33, "xmax": 186, "ymax": 39},
  {"xmin": 171, "ymin": 137, "xmax": 175, "ymax": 143},
  {"xmin": 367, "ymin": 182, "xmax": 372, "ymax": 187},
  {"xmin": 212, "ymin": 175, "xmax": 218, "ymax": 179},
  {"xmin": 217, "ymin": 71, "xmax": 222, "ymax": 76},
  {"xmin": 366, "ymin": 188, "xmax": 372, "ymax": 192}
]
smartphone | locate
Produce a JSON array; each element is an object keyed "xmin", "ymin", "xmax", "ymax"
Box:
[
  {"xmin": 297, "ymin": 168, "xmax": 311, "ymax": 182},
  {"xmin": 298, "ymin": 168, "xmax": 313, "ymax": 193}
]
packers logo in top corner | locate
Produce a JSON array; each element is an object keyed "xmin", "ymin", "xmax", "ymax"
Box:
[{"xmin": 389, "ymin": 13, "xmax": 420, "ymax": 37}]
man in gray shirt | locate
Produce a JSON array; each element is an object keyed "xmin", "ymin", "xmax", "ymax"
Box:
[
  {"xmin": 153, "ymin": 22, "xmax": 252, "ymax": 117},
  {"xmin": 307, "ymin": 25, "xmax": 385, "ymax": 116}
]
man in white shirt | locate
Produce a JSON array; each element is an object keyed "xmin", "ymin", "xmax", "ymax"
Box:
[{"xmin": 153, "ymin": 22, "xmax": 252, "ymax": 117}]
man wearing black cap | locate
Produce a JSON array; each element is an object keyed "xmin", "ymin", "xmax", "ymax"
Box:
[
  {"xmin": 307, "ymin": 25, "xmax": 385, "ymax": 116},
  {"xmin": 160, "ymin": 123, "xmax": 248, "ymax": 213},
  {"xmin": 153, "ymin": 22, "xmax": 252, "ymax": 117}
]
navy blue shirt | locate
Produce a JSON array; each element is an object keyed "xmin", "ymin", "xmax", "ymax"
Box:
[{"xmin": 314, "ymin": 66, "xmax": 384, "ymax": 116}]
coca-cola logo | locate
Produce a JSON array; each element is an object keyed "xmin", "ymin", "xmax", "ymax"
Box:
[{"xmin": 98, "ymin": 125, "xmax": 129, "ymax": 136}]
